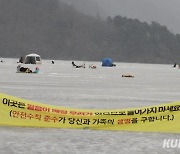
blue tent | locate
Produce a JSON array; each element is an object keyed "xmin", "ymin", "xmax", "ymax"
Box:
[{"xmin": 102, "ymin": 58, "xmax": 113, "ymax": 67}]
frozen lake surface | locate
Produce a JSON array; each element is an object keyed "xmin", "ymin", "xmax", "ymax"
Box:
[{"xmin": 0, "ymin": 58, "xmax": 180, "ymax": 154}]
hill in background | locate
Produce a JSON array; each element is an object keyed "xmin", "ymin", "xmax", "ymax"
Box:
[{"xmin": 0, "ymin": 0, "xmax": 179, "ymax": 64}]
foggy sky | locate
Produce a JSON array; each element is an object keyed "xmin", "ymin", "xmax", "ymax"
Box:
[{"xmin": 61, "ymin": 0, "xmax": 180, "ymax": 34}]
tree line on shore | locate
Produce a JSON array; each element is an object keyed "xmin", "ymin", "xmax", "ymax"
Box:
[{"xmin": 0, "ymin": 0, "xmax": 179, "ymax": 64}]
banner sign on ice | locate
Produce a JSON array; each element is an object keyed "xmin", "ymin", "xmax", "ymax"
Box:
[{"xmin": 0, "ymin": 93, "xmax": 179, "ymax": 133}]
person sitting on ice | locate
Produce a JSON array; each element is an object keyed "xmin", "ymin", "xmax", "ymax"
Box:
[
  {"xmin": 72, "ymin": 61, "xmax": 85, "ymax": 68},
  {"xmin": 33, "ymin": 67, "xmax": 39, "ymax": 73},
  {"xmin": 89, "ymin": 64, "xmax": 97, "ymax": 69},
  {"xmin": 17, "ymin": 64, "xmax": 32, "ymax": 73}
]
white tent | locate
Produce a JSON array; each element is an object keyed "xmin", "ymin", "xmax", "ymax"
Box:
[{"xmin": 24, "ymin": 53, "xmax": 42, "ymax": 64}]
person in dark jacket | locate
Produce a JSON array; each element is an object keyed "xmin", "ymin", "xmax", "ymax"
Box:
[
  {"xmin": 72, "ymin": 61, "xmax": 85, "ymax": 68},
  {"xmin": 17, "ymin": 64, "xmax": 32, "ymax": 73}
]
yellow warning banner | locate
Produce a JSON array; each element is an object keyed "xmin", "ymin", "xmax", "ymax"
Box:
[{"xmin": 0, "ymin": 93, "xmax": 180, "ymax": 133}]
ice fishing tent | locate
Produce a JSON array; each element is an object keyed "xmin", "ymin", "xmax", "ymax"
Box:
[
  {"xmin": 102, "ymin": 58, "xmax": 113, "ymax": 67},
  {"xmin": 24, "ymin": 54, "xmax": 42, "ymax": 64}
]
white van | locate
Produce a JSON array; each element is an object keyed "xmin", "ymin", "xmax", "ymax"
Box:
[{"xmin": 24, "ymin": 53, "xmax": 42, "ymax": 64}]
